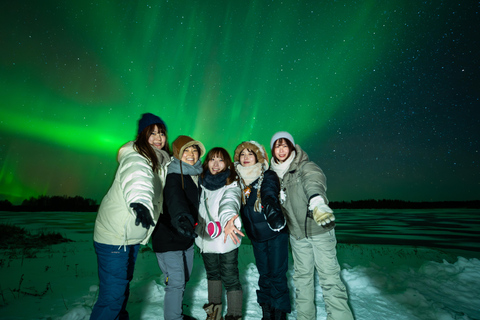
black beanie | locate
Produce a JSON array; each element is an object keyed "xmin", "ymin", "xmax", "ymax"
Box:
[{"xmin": 137, "ymin": 113, "xmax": 166, "ymax": 135}]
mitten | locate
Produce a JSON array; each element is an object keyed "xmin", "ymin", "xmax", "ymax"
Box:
[
  {"xmin": 308, "ymin": 196, "xmax": 335, "ymax": 226},
  {"xmin": 173, "ymin": 215, "xmax": 197, "ymax": 239},
  {"xmin": 262, "ymin": 197, "xmax": 286, "ymax": 231},
  {"xmin": 312, "ymin": 206, "xmax": 335, "ymax": 226},
  {"xmin": 130, "ymin": 202, "xmax": 155, "ymax": 229}
]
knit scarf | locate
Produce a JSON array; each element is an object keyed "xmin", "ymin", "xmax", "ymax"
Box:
[
  {"xmin": 235, "ymin": 162, "xmax": 264, "ymax": 212},
  {"xmin": 270, "ymin": 151, "xmax": 296, "ymax": 179},
  {"xmin": 200, "ymin": 169, "xmax": 230, "ymax": 191},
  {"xmin": 235, "ymin": 162, "xmax": 262, "ymax": 185},
  {"xmin": 167, "ymin": 158, "xmax": 203, "ymax": 176}
]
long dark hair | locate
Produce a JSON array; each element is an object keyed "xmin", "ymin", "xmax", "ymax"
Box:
[
  {"xmin": 134, "ymin": 123, "xmax": 169, "ymax": 172},
  {"xmin": 201, "ymin": 147, "xmax": 236, "ymax": 185},
  {"xmin": 271, "ymin": 138, "xmax": 295, "ymax": 163}
]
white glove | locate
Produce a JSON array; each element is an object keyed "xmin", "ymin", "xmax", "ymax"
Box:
[{"xmin": 309, "ymin": 196, "xmax": 335, "ymax": 226}]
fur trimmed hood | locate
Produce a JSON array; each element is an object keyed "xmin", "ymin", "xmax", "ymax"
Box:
[{"xmin": 233, "ymin": 141, "xmax": 269, "ymax": 169}]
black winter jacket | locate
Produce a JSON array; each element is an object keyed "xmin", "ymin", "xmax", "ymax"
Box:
[
  {"xmin": 151, "ymin": 173, "xmax": 201, "ymax": 252},
  {"xmin": 240, "ymin": 170, "xmax": 288, "ymax": 242}
]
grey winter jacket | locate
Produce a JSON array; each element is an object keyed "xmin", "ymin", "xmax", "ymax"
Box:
[{"xmin": 276, "ymin": 144, "xmax": 335, "ymax": 240}]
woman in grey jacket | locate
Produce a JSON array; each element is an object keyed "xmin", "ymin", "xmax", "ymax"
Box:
[
  {"xmin": 269, "ymin": 131, "xmax": 354, "ymax": 320},
  {"xmin": 91, "ymin": 113, "xmax": 171, "ymax": 320}
]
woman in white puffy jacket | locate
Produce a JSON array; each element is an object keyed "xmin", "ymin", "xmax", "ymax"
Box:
[
  {"xmin": 195, "ymin": 147, "xmax": 244, "ymax": 320},
  {"xmin": 91, "ymin": 113, "xmax": 171, "ymax": 320}
]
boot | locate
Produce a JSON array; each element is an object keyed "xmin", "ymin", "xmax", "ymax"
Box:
[
  {"xmin": 273, "ymin": 309, "xmax": 286, "ymax": 320},
  {"xmin": 226, "ymin": 290, "xmax": 243, "ymax": 319},
  {"xmin": 203, "ymin": 302, "xmax": 223, "ymax": 320},
  {"xmin": 261, "ymin": 304, "xmax": 273, "ymax": 320},
  {"xmin": 208, "ymin": 280, "xmax": 223, "ymax": 305}
]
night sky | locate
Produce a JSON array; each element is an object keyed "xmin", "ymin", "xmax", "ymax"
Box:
[{"xmin": 1, "ymin": 1, "xmax": 479, "ymax": 205}]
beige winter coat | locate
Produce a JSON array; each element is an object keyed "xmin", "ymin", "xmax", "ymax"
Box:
[{"xmin": 94, "ymin": 141, "xmax": 170, "ymax": 246}]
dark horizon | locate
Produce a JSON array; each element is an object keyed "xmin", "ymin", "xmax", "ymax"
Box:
[{"xmin": 1, "ymin": 195, "xmax": 479, "ymax": 212}]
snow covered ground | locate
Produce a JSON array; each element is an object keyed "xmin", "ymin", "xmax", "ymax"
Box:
[{"xmin": 0, "ymin": 211, "xmax": 479, "ymax": 320}]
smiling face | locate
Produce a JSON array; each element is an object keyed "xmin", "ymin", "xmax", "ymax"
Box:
[
  {"xmin": 181, "ymin": 146, "xmax": 199, "ymax": 165},
  {"xmin": 273, "ymin": 139, "xmax": 291, "ymax": 162},
  {"xmin": 208, "ymin": 154, "xmax": 226, "ymax": 175},
  {"xmin": 239, "ymin": 148, "xmax": 257, "ymax": 167},
  {"xmin": 148, "ymin": 125, "xmax": 166, "ymax": 150}
]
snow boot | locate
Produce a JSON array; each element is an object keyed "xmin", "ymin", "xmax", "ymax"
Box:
[
  {"xmin": 226, "ymin": 290, "xmax": 243, "ymax": 319},
  {"xmin": 261, "ymin": 304, "xmax": 274, "ymax": 320},
  {"xmin": 208, "ymin": 280, "xmax": 223, "ymax": 304},
  {"xmin": 203, "ymin": 302, "xmax": 223, "ymax": 320},
  {"xmin": 273, "ymin": 309, "xmax": 286, "ymax": 320}
]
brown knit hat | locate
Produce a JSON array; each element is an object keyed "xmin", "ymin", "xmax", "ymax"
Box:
[
  {"xmin": 172, "ymin": 135, "xmax": 206, "ymax": 160},
  {"xmin": 233, "ymin": 141, "xmax": 269, "ymax": 167}
]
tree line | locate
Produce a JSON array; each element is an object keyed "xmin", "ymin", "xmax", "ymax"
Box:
[
  {"xmin": 0, "ymin": 195, "xmax": 99, "ymax": 212},
  {"xmin": 1, "ymin": 195, "xmax": 479, "ymax": 212},
  {"xmin": 329, "ymin": 199, "xmax": 480, "ymax": 209}
]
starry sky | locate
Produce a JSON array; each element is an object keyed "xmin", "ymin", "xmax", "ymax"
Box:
[{"xmin": 1, "ymin": 0, "xmax": 479, "ymax": 205}]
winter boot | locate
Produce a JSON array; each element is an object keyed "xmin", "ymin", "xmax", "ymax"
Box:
[
  {"xmin": 273, "ymin": 309, "xmax": 287, "ymax": 320},
  {"xmin": 226, "ymin": 290, "xmax": 243, "ymax": 319},
  {"xmin": 203, "ymin": 302, "xmax": 223, "ymax": 320},
  {"xmin": 208, "ymin": 280, "xmax": 223, "ymax": 305},
  {"xmin": 261, "ymin": 304, "xmax": 273, "ymax": 320}
]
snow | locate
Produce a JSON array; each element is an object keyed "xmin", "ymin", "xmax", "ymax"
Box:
[{"xmin": 0, "ymin": 212, "xmax": 479, "ymax": 320}]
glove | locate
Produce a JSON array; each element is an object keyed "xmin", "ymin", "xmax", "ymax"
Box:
[
  {"xmin": 173, "ymin": 215, "xmax": 197, "ymax": 239},
  {"xmin": 308, "ymin": 196, "xmax": 335, "ymax": 226},
  {"xmin": 312, "ymin": 206, "xmax": 335, "ymax": 226},
  {"xmin": 262, "ymin": 198, "xmax": 286, "ymax": 232},
  {"xmin": 130, "ymin": 202, "xmax": 155, "ymax": 229}
]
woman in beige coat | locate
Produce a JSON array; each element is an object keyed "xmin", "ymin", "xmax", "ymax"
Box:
[{"xmin": 92, "ymin": 113, "xmax": 170, "ymax": 320}]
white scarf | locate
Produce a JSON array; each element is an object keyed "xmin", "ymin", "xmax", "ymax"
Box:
[
  {"xmin": 270, "ymin": 151, "xmax": 295, "ymax": 179},
  {"xmin": 235, "ymin": 162, "xmax": 263, "ymax": 185}
]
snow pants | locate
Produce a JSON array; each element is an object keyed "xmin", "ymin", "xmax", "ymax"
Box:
[
  {"xmin": 155, "ymin": 245, "xmax": 194, "ymax": 320},
  {"xmin": 290, "ymin": 230, "xmax": 354, "ymax": 320},
  {"xmin": 91, "ymin": 241, "xmax": 140, "ymax": 320},
  {"xmin": 202, "ymin": 248, "xmax": 242, "ymax": 292},
  {"xmin": 251, "ymin": 232, "xmax": 291, "ymax": 313}
]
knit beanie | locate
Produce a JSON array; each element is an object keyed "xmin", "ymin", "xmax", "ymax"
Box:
[
  {"xmin": 233, "ymin": 141, "xmax": 269, "ymax": 167},
  {"xmin": 172, "ymin": 135, "xmax": 206, "ymax": 160},
  {"xmin": 270, "ymin": 131, "xmax": 295, "ymax": 149},
  {"xmin": 138, "ymin": 113, "xmax": 167, "ymax": 135}
]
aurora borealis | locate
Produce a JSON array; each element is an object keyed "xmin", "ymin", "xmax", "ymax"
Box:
[{"xmin": 1, "ymin": 1, "xmax": 478, "ymax": 205}]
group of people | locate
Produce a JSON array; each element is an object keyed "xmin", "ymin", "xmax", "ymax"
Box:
[{"xmin": 91, "ymin": 113, "xmax": 355, "ymax": 320}]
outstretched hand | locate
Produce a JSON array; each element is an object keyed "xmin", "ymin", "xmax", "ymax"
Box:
[
  {"xmin": 130, "ymin": 202, "xmax": 155, "ymax": 229},
  {"xmin": 312, "ymin": 205, "xmax": 335, "ymax": 226},
  {"xmin": 223, "ymin": 214, "xmax": 244, "ymax": 245}
]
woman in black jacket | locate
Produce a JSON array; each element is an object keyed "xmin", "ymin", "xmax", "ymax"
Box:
[
  {"xmin": 151, "ymin": 135, "xmax": 205, "ymax": 320},
  {"xmin": 233, "ymin": 141, "xmax": 291, "ymax": 320}
]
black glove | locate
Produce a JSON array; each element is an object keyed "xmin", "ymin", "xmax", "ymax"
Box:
[
  {"xmin": 173, "ymin": 215, "xmax": 197, "ymax": 239},
  {"xmin": 130, "ymin": 203, "xmax": 155, "ymax": 229},
  {"xmin": 262, "ymin": 198, "xmax": 286, "ymax": 232}
]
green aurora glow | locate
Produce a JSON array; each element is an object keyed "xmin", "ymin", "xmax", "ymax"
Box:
[{"xmin": 1, "ymin": 1, "xmax": 478, "ymax": 204}]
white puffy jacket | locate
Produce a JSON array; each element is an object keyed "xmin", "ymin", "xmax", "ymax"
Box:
[
  {"xmin": 195, "ymin": 181, "xmax": 242, "ymax": 254},
  {"xmin": 94, "ymin": 141, "xmax": 170, "ymax": 246}
]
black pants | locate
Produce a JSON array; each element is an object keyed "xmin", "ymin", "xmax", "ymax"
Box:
[{"xmin": 202, "ymin": 248, "xmax": 242, "ymax": 291}]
